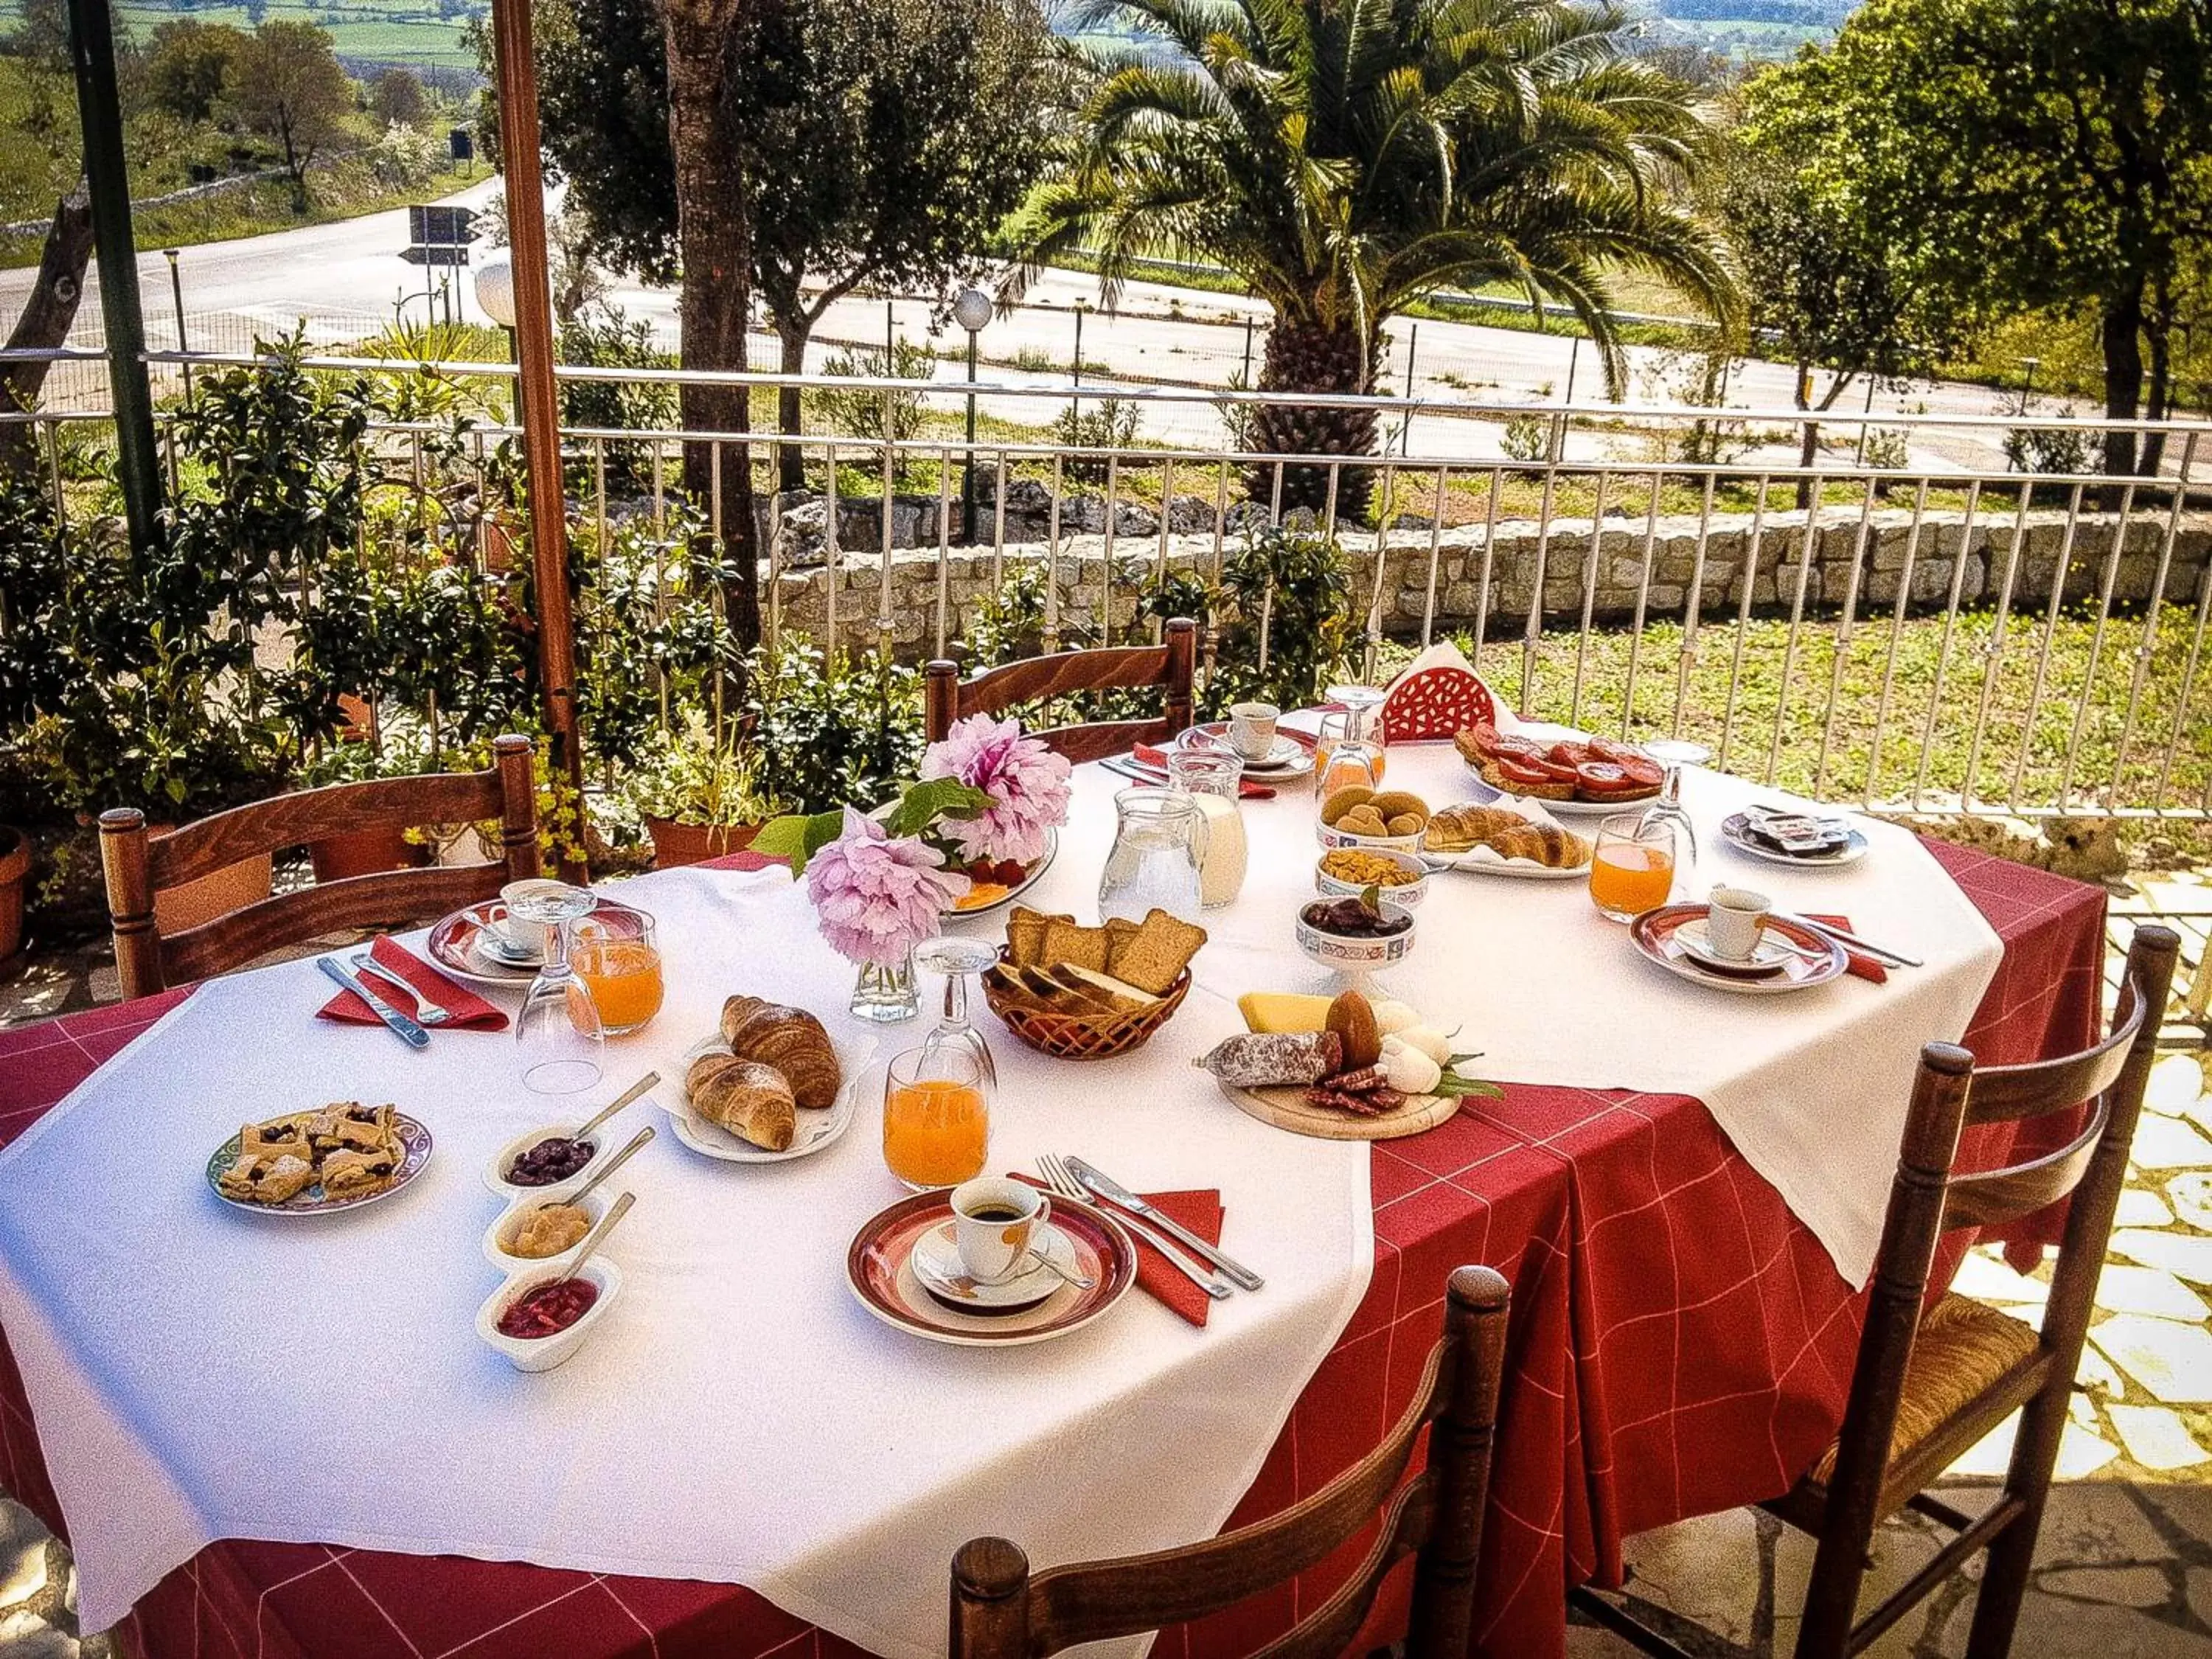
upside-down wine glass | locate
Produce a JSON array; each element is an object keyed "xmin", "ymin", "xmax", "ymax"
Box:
[
  {"xmin": 914, "ymin": 934, "xmax": 1000, "ymax": 1088},
  {"xmin": 512, "ymin": 883, "xmax": 605, "ymax": 1094}
]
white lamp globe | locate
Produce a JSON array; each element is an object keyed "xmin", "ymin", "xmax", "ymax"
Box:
[
  {"xmin": 474, "ymin": 254, "xmax": 517, "ymax": 329},
  {"xmin": 953, "ymin": 287, "xmax": 993, "ymax": 335}
]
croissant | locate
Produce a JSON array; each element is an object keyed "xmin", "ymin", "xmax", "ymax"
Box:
[
  {"xmin": 720, "ymin": 996, "xmax": 842, "ymax": 1109},
  {"xmin": 692, "ymin": 1060, "xmax": 796, "ymax": 1151}
]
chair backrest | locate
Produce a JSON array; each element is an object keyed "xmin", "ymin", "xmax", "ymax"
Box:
[
  {"xmin": 925, "ymin": 618, "xmax": 1197, "ymax": 765},
  {"xmin": 1818, "ymin": 924, "xmax": 2179, "ymax": 1533},
  {"xmin": 101, "ymin": 732, "xmax": 542, "ymax": 1000},
  {"xmin": 948, "ymin": 1264, "xmax": 1510, "ymax": 1659}
]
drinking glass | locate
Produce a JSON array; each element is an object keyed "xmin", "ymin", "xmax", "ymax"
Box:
[
  {"xmin": 1637, "ymin": 763, "xmax": 1699, "ymax": 884},
  {"xmin": 1098, "ymin": 787, "xmax": 1207, "ymax": 925},
  {"xmin": 512, "ymin": 883, "xmax": 605, "ymax": 1093},
  {"xmin": 1326, "ymin": 684, "xmax": 1389, "ymax": 747},
  {"xmin": 882, "ymin": 1043, "xmax": 990, "ymax": 1190},
  {"xmin": 1588, "ymin": 813, "xmax": 1682, "ymax": 923},
  {"xmin": 571, "ymin": 906, "xmax": 664, "ymax": 1036},
  {"xmin": 914, "ymin": 934, "xmax": 1000, "ymax": 1088}
]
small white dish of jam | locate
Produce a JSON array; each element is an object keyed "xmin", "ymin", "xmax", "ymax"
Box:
[{"xmin": 476, "ymin": 1256, "xmax": 622, "ymax": 1372}]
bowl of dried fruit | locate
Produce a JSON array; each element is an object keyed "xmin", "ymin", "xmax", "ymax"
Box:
[
  {"xmin": 1315, "ymin": 846, "xmax": 1431, "ymax": 908},
  {"xmin": 1315, "ymin": 785, "xmax": 1431, "ymax": 853}
]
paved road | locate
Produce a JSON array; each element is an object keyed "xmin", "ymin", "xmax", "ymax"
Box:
[{"xmin": 5, "ymin": 174, "xmax": 2054, "ymax": 472}]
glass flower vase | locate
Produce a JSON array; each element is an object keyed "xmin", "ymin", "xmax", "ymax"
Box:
[{"xmin": 849, "ymin": 948, "xmax": 920, "ymax": 1023}]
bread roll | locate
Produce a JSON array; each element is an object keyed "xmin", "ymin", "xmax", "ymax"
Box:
[
  {"xmin": 720, "ymin": 997, "xmax": 842, "ymax": 1109},
  {"xmin": 692, "ymin": 1060, "xmax": 796, "ymax": 1151}
]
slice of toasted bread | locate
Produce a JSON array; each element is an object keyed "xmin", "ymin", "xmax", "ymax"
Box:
[
  {"xmin": 1056, "ymin": 964, "xmax": 1161, "ymax": 1014},
  {"xmin": 1110, "ymin": 908, "xmax": 1207, "ymax": 995},
  {"xmin": 1042, "ymin": 918, "xmax": 1111, "ymax": 973},
  {"xmin": 1005, "ymin": 906, "xmax": 1065, "ymax": 967},
  {"xmin": 1479, "ymin": 757, "xmax": 1575, "ymax": 801}
]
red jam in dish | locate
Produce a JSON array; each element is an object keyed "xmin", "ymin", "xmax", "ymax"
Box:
[{"xmin": 496, "ymin": 1277, "xmax": 599, "ymax": 1339}]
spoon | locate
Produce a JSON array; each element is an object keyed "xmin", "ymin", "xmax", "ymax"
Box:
[
  {"xmin": 574, "ymin": 1071, "xmax": 660, "ymax": 1144},
  {"xmin": 560, "ymin": 1124, "xmax": 654, "ymax": 1208},
  {"xmin": 555, "ymin": 1189, "xmax": 636, "ymax": 1281}
]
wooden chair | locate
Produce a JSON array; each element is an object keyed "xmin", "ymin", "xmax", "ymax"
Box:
[
  {"xmin": 925, "ymin": 617, "xmax": 1197, "ymax": 765},
  {"xmin": 1573, "ymin": 924, "xmax": 2180, "ymax": 1659},
  {"xmin": 949, "ymin": 1264, "xmax": 1511, "ymax": 1659},
  {"xmin": 102, "ymin": 733, "xmax": 542, "ymax": 1001}
]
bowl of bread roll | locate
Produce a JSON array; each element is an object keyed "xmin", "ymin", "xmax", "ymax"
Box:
[
  {"xmin": 1420, "ymin": 803, "xmax": 1590, "ymax": 880},
  {"xmin": 981, "ymin": 905, "xmax": 1205, "ymax": 1060},
  {"xmin": 675, "ymin": 995, "xmax": 867, "ymax": 1161}
]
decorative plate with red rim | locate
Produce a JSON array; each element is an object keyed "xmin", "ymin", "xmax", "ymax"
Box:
[
  {"xmin": 1628, "ymin": 904, "xmax": 1850, "ymax": 995},
  {"xmin": 425, "ymin": 899, "xmax": 642, "ymax": 987},
  {"xmin": 1185, "ymin": 722, "xmax": 1316, "ymax": 776},
  {"xmin": 846, "ymin": 1187, "xmax": 1138, "ymax": 1346}
]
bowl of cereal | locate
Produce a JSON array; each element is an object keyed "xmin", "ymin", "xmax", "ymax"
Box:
[{"xmin": 1314, "ymin": 846, "xmax": 1432, "ymax": 909}]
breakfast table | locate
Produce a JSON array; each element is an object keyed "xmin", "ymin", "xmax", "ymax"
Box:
[{"xmin": 0, "ymin": 736, "xmax": 2107, "ymax": 1659}]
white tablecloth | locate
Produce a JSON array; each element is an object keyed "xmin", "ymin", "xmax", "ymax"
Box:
[{"xmin": 0, "ymin": 863, "xmax": 1374, "ymax": 1649}]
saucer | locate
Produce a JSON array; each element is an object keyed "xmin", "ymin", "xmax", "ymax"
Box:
[
  {"xmin": 911, "ymin": 1220, "xmax": 1077, "ymax": 1312},
  {"xmin": 1674, "ymin": 917, "xmax": 1794, "ymax": 975}
]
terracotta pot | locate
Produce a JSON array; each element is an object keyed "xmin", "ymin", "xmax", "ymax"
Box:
[
  {"xmin": 644, "ymin": 816, "xmax": 760, "ymax": 869},
  {"xmin": 143, "ymin": 824, "xmax": 274, "ymax": 935},
  {"xmin": 0, "ymin": 827, "xmax": 29, "ymax": 964},
  {"xmin": 310, "ymin": 824, "xmax": 433, "ymax": 884}
]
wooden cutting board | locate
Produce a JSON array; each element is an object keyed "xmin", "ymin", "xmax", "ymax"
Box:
[{"xmin": 1221, "ymin": 1081, "xmax": 1461, "ymax": 1141}]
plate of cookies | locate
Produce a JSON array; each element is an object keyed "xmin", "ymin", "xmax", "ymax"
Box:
[
  {"xmin": 1421, "ymin": 802, "xmax": 1592, "ymax": 880},
  {"xmin": 672, "ymin": 993, "xmax": 874, "ymax": 1163},
  {"xmin": 982, "ymin": 906, "xmax": 1205, "ymax": 1060},
  {"xmin": 207, "ymin": 1102, "xmax": 430, "ymax": 1214}
]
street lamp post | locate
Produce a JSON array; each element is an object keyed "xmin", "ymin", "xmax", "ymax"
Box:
[
  {"xmin": 953, "ymin": 287, "xmax": 992, "ymax": 545},
  {"xmin": 474, "ymin": 254, "xmax": 518, "ymax": 365},
  {"xmin": 2017, "ymin": 356, "xmax": 2041, "ymax": 416}
]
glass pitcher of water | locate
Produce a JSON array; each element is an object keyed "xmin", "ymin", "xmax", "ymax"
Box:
[{"xmin": 1099, "ymin": 787, "xmax": 1208, "ymax": 925}]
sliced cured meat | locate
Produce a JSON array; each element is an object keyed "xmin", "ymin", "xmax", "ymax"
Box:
[
  {"xmin": 1618, "ymin": 756, "xmax": 1664, "ymax": 787},
  {"xmin": 1547, "ymin": 740, "xmax": 1593, "ymax": 768},
  {"xmin": 1576, "ymin": 761, "xmax": 1646, "ymax": 794}
]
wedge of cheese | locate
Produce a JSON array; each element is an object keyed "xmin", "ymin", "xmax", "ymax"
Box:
[{"xmin": 1236, "ymin": 991, "xmax": 1336, "ymax": 1034}]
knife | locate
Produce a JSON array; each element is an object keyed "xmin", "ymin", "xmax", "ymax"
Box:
[
  {"xmin": 1784, "ymin": 915, "xmax": 1924, "ymax": 969},
  {"xmin": 1065, "ymin": 1155, "xmax": 1265, "ymax": 1291},
  {"xmin": 318, "ymin": 956, "xmax": 431, "ymax": 1049},
  {"xmin": 1101, "ymin": 756, "xmax": 1170, "ymax": 785}
]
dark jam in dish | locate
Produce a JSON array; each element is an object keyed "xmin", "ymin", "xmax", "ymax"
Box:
[
  {"xmin": 507, "ymin": 1135, "xmax": 595, "ymax": 1186},
  {"xmin": 1301, "ymin": 897, "xmax": 1411, "ymax": 939},
  {"xmin": 495, "ymin": 1277, "xmax": 600, "ymax": 1339}
]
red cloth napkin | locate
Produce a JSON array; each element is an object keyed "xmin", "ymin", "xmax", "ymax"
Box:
[
  {"xmin": 1804, "ymin": 912, "xmax": 1887, "ymax": 984},
  {"xmin": 316, "ymin": 936, "xmax": 508, "ymax": 1030},
  {"xmin": 714, "ymin": 849, "xmax": 780, "ymax": 873},
  {"xmin": 1015, "ymin": 1175, "xmax": 1227, "ymax": 1327},
  {"xmin": 1131, "ymin": 743, "xmax": 1277, "ymax": 800}
]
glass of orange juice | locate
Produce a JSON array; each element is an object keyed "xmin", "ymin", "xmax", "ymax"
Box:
[
  {"xmin": 883, "ymin": 1044, "xmax": 989, "ymax": 1189},
  {"xmin": 571, "ymin": 908, "xmax": 665, "ymax": 1035},
  {"xmin": 1589, "ymin": 813, "xmax": 1680, "ymax": 922},
  {"xmin": 1315, "ymin": 710, "xmax": 1386, "ymax": 786}
]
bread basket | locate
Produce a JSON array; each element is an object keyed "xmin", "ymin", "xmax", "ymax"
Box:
[{"xmin": 982, "ymin": 955, "xmax": 1192, "ymax": 1060}]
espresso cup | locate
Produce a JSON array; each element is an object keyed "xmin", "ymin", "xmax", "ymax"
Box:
[
  {"xmin": 490, "ymin": 878, "xmax": 572, "ymax": 958},
  {"xmin": 1228, "ymin": 702, "xmax": 1281, "ymax": 762},
  {"xmin": 950, "ymin": 1176, "xmax": 1051, "ymax": 1285},
  {"xmin": 1706, "ymin": 886, "xmax": 1773, "ymax": 961}
]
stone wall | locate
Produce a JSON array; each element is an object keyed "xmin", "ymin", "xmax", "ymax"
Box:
[{"xmin": 758, "ymin": 505, "xmax": 2212, "ymax": 654}]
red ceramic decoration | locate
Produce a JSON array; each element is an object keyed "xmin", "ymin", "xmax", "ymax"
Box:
[{"xmin": 1381, "ymin": 667, "xmax": 1495, "ymax": 742}]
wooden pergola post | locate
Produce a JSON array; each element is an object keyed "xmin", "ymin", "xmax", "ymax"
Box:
[{"xmin": 489, "ymin": 0, "xmax": 590, "ymax": 881}]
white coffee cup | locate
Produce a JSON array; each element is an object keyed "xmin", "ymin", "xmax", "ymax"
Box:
[
  {"xmin": 489, "ymin": 878, "xmax": 573, "ymax": 958},
  {"xmin": 950, "ymin": 1176, "xmax": 1051, "ymax": 1285},
  {"xmin": 1706, "ymin": 886, "xmax": 1773, "ymax": 961},
  {"xmin": 1227, "ymin": 702, "xmax": 1281, "ymax": 762}
]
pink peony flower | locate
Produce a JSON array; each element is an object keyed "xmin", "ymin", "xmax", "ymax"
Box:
[
  {"xmin": 805, "ymin": 807, "xmax": 971, "ymax": 966},
  {"xmin": 920, "ymin": 713, "xmax": 1073, "ymax": 867}
]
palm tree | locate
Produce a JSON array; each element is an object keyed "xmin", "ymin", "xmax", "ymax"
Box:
[{"xmin": 1013, "ymin": 0, "xmax": 1739, "ymax": 515}]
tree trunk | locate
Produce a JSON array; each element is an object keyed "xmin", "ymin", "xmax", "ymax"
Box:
[
  {"xmin": 1793, "ymin": 361, "xmax": 1818, "ymax": 512},
  {"xmin": 2140, "ymin": 308, "xmax": 2173, "ymax": 480},
  {"xmin": 663, "ymin": 2, "xmax": 762, "ymax": 649},
  {"xmin": 0, "ymin": 183, "xmax": 94, "ymax": 484},
  {"xmin": 2100, "ymin": 287, "xmax": 2146, "ymax": 481},
  {"xmin": 774, "ymin": 318, "xmax": 807, "ymax": 495},
  {"xmin": 1248, "ymin": 318, "xmax": 1379, "ymax": 523}
]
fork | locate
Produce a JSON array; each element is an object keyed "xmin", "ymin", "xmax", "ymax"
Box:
[
  {"xmin": 351, "ymin": 953, "xmax": 456, "ymax": 1026},
  {"xmin": 1038, "ymin": 1153, "xmax": 1231, "ymax": 1301}
]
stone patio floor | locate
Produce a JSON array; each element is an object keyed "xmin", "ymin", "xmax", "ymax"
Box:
[{"xmin": 0, "ymin": 879, "xmax": 2208, "ymax": 1658}]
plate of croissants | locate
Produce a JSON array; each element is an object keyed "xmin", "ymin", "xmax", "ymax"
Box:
[
  {"xmin": 673, "ymin": 994, "xmax": 874, "ymax": 1162},
  {"xmin": 1420, "ymin": 802, "xmax": 1593, "ymax": 880}
]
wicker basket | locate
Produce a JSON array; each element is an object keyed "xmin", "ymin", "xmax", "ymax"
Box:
[{"xmin": 983, "ymin": 958, "xmax": 1192, "ymax": 1060}]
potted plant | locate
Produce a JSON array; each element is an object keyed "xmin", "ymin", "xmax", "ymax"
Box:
[{"xmin": 626, "ymin": 711, "xmax": 785, "ymax": 868}]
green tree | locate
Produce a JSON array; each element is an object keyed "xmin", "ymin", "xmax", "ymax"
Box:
[
  {"xmin": 225, "ymin": 20, "xmax": 354, "ymax": 209},
  {"xmin": 1013, "ymin": 0, "xmax": 1735, "ymax": 515},
  {"xmin": 1756, "ymin": 0, "xmax": 2212, "ymax": 476},
  {"xmin": 141, "ymin": 18, "xmax": 244, "ymax": 122},
  {"xmin": 1713, "ymin": 74, "xmax": 1973, "ymax": 498},
  {"xmin": 370, "ymin": 65, "xmax": 426, "ymax": 126}
]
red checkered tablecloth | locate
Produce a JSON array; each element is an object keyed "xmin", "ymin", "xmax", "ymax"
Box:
[{"xmin": 0, "ymin": 838, "xmax": 2106, "ymax": 1659}]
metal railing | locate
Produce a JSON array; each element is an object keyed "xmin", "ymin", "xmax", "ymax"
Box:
[{"xmin": 4, "ymin": 349, "xmax": 2210, "ymax": 824}]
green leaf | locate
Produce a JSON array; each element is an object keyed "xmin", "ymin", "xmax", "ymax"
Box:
[
  {"xmin": 749, "ymin": 809, "xmax": 846, "ymax": 873},
  {"xmin": 882, "ymin": 776, "xmax": 992, "ymax": 841},
  {"xmin": 1434, "ymin": 1076, "xmax": 1504, "ymax": 1100}
]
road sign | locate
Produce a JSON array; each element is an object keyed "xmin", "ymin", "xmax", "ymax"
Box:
[
  {"xmin": 449, "ymin": 128, "xmax": 474, "ymax": 163},
  {"xmin": 403, "ymin": 204, "xmax": 475, "ymax": 267}
]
